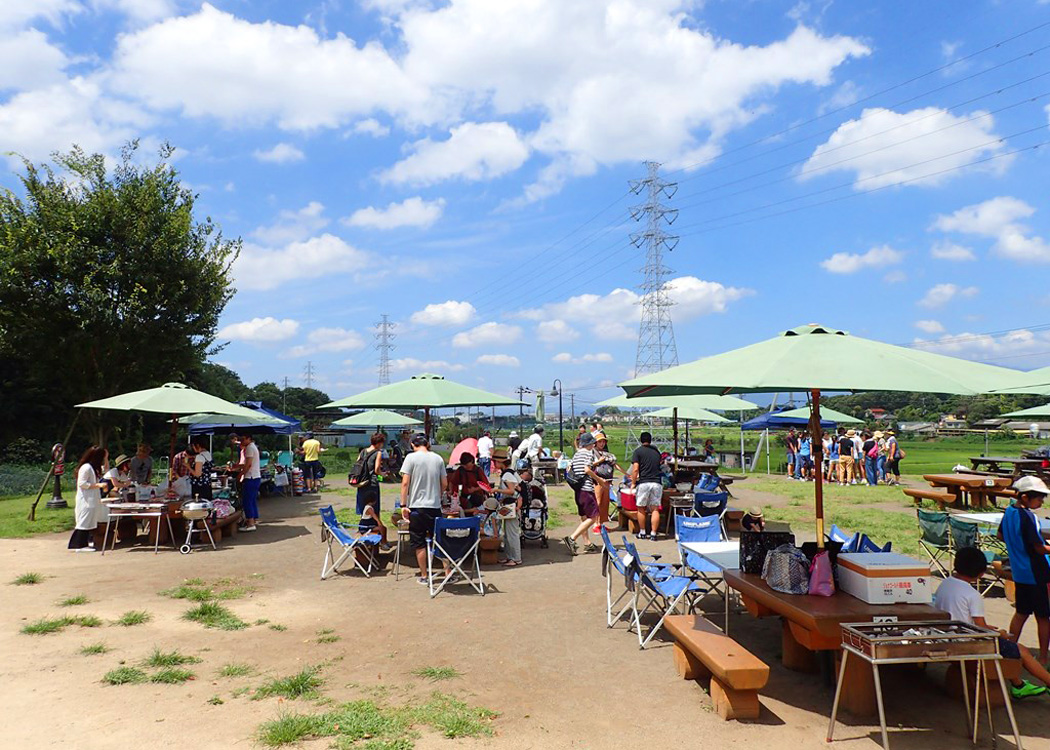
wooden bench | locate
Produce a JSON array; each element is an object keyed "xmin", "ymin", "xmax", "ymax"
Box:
[
  {"xmin": 664, "ymin": 614, "xmax": 769, "ymax": 720},
  {"xmin": 206, "ymin": 510, "xmax": 244, "ymax": 543},
  {"xmin": 903, "ymin": 488, "xmax": 956, "ymax": 509}
]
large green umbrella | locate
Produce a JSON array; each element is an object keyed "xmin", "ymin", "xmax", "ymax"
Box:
[
  {"xmin": 995, "ymin": 366, "xmax": 1050, "ymax": 396},
  {"xmin": 596, "ymin": 393, "xmax": 757, "ymax": 410},
  {"xmin": 773, "ymin": 405, "xmax": 863, "ymax": 425},
  {"xmin": 1001, "ymin": 403, "xmax": 1050, "ymax": 418},
  {"xmin": 319, "ymin": 373, "xmax": 522, "ymax": 435},
  {"xmin": 641, "ymin": 406, "xmax": 730, "ymax": 423},
  {"xmin": 620, "ymin": 324, "xmax": 1035, "ymax": 545},
  {"xmin": 330, "ymin": 410, "xmax": 423, "ymax": 428}
]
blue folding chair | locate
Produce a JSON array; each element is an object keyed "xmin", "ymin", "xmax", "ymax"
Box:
[
  {"xmin": 622, "ymin": 537, "xmax": 706, "ymax": 649},
  {"xmin": 319, "ymin": 505, "xmax": 381, "ymax": 579},
  {"xmin": 675, "ymin": 515, "xmax": 726, "ymax": 597},
  {"xmin": 827, "ymin": 524, "xmax": 858, "ymax": 553},
  {"xmin": 276, "ymin": 450, "xmax": 294, "ymax": 468},
  {"xmin": 694, "ymin": 490, "xmax": 729, "ymax": 539},
  {"xmin": 600, "ymin": 526, "xmax": 674, "ymax": 628},
  {"xmin": 854, "ymin": 534, "xmax": 892, "ymax": 553},
  {"xmin": 697, "ymin": 473, "xmax": 720, "ymax": 492},
  {"xmin": 428, "ymin": 516, "xmax": 485, "ymax": 597}
]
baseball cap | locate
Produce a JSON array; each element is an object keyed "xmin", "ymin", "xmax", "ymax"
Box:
[
  {"xmin": 577, "ymin": 433, "xmax": 596, "ymax": 447},
  {"xmin": 305, "ymin": 432, "xmax": 314, "ymax": 439},
  {"xmin": 410, "ymin": 432, "xmax": 429, "ymax": 447},
  {"xmin": 1013, "ymin": 476, "xmax": 1050, "ymax": 496}
]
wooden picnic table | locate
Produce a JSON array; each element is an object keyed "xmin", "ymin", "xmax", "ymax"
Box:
[
  {"xmin": 723, "ymin": 570, "xmax": 949, "ymax": 716},
  {"xmin": 923, "ymin": 473, "xmax": 1013, "ymax": 509},
  {"xmin": 969, "ymin": 456, "xmax": 1045, "ymax": 476}
]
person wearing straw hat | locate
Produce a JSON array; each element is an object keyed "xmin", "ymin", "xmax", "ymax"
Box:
[
  {"xmin": 102, "ymin": 454, "xmax": 132, "ymax": 496},
  {"xmin": 740, "ymin": 506, "xmax": 765, "ymax": 532},
  {"xmin": 836, "ymin": 428, "xmax": 856, "ymax": 485}
]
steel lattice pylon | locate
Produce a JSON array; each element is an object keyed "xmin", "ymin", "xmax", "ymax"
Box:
[
  {"xmin": 374, "ymin": 314, "xmax": 396, "ymax": 386},
  {"xmin": 629, "ymin": 161, "xmax": 679, "ymax": 376}
]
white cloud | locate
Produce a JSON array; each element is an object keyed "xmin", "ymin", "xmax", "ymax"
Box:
[
  {"xmin": 344, "ymin": 196, "xmax": 445, "ymax": 229},
  {"xmin": 930, "ymin": 240, "xmax": 976, "ymax": 262},
  {"xmin": 820, "ymin": 244, "xmax": 903, "ymax": 274},
  {"xmin": 218, "ymin": 317, "xmax": 299, "ymax": 342},
  {"xmin": 93, "ymin": 0, "xmax": 177, "ymax": 24},
  {"xmin": 252, "ymin": 142, "xmax": 305, "ymax": 164},
  {"xmin": 250, "ymin": 201, "xmax": 328, "ymax": 245},
  {"xmin": 912, "ymin": 328, "xmax": 1050, "ymax": 364},
  {"xmin": 390, "ymin": 357, "xmax": 464, "ymax": 372},
  {"xmin": 0, "ymin": 0, "xmax": 80, "ymax": 29},
  {"xmin": 284, "ymin": 327, "xmax": 366, "ymax": 358},
  {"xmin": 0, "ymin": 30, "xmax": 70, "ymax": 92},
  {"xmin": 409, "ymin": 300, "xmax": 476, "ymax": 326},
  {"xmin": 918, "ymin": 283, "xmax": 979, "ymax": 308},
  {"xmin": 451, "ymin": 321, "xmax": 522, "ymax": 348},
  {"xmin": 233, "ymin": 233, "xmax": 372, "ymax": 291},
  {"xmin": 932, "ymin": 197, "xmax": 1050, "ymax": 264},
  {"xmin": 914, "ymin": 319, "xmax": 945, "ymax": 334},
  {"xmin": 883, "ymin": 270, "xmax": 907, "ymax": 284},
  {"xmin": 476, "ymin": 353, "xmax": 520, "ymax": 367},
  {"xmin": 352, "ymin": 118, "xmax": 390, "ymax": 137},
  {"xmin": 536, "ymin": 319, "xmax": 579, "ymax": 344},
  {"xmin": 551, "ymin": 352, "xmax": 613, "ymax": 364},
  {"xmin": 380, "ymin": 122, "xmax": 529, "ymax": 185},
  {"xmin": 516, "ymin": 275, "xmax": 752, "ymax": 340},
  {"xmin": 801, "ymin": 107, "xmax": 1009, "ymax": 189}
]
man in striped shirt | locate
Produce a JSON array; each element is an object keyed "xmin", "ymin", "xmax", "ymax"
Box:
[{"xmin": 563, "ymin": 432, "xmax": 601, "ymax": 555}]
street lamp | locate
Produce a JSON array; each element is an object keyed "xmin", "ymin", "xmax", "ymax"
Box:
[{"xmin": 550, "ymin": 379, "xmax": 563, "ymax": 455}]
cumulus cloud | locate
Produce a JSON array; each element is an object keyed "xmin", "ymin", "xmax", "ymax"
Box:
[
  {"xmin": 250, "ymin": 201, "xmax": 329, "ymax": 246},
  {"xmin": 914, "ymin": 319, "xmax": 945, "ymax": 334},
  {"xmin": 883, "ymin": 270, "xmax": 907, "ymax": 284},
  {"xmin": 344, "ymin": 196, "xmax": 445, "ymax": 229},
  {"xmin": 217, "ymin": 317, "xmax": 299, "ymax": 342},
  {"xmin": 390, "ymin": 357, "xmax": 464, "ymax": 372},
  {"xmin": 536, "ymin": 319, "xmax": 579, "ymax": 344},
  {"xmin": 94, "ymin": 0, "xmax": 177, "ymax": 24},
  {"xmin": 0, "ymin": 29, "xmax": 70, "ymax": 92},
  {"xmin": 380, "ymin": 122, "xmax": 529, "ymax": 185},
  {"xmin": 552, "ymin": 352, "xmax": 613, "ymax": 364},
  {"xmin": 252, "ymin": 142, "xmax": 305, "ymax": 164},
  {"xmin": 930, "ymin": 240, "xmax": 976, "ymax": 262},
  {"xmin": 284, "ymin": 327, "xmax": 366, "ymax": 358},
  {"xmin": 0, "ymin": 0, "xmax": 80, "ymax": 29},
  {"xmin": 476, "ymin": 353, "xmax": 520, "ymax": 367},
  {"xmin": 912, "ymin": 328, "xmax": 1050, "ymax": 365},
  {"xmin": 801, "ymin": 107, "xmax": 1009, "ymax": 189},
  {"xmin": 233, "ymin": 233, "xmax": 372, "ymax": 291},
  {"xmin": 451, "ymin": 321, "xmax": 522, "ymax": 348},
  {"xmin": 409, "ymin": 300, "xmax": 476, "ymax": 326},
  {"xmin": 352, "ymin": 118, "xmax": 390, "ymax": 137},
  {"xmin": 820, "ymin": 244, "xmax": 903, "ymax": 274},
  {"xmin": 932, "ymin": 197, "xmax": 1050, "ymax": 264},
  {"xmin": 918, "ymin": 283, "xmax": 979, "ymax": 309}
]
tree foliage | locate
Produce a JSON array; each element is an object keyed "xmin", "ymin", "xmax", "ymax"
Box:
[{"xmin": 0, "ymin": 142, "xmax": 239, "ymax": 445}]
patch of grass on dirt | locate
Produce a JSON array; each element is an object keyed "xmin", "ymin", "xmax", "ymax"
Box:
[
  {"xmin": 58, "ymin": 594, "xmax": 90, "ymax": 606},
  {"xmin": 182, "ymin": 602, "xmax": 247, "ymax": 631},
  {"xmin": 411, "ymin": 666, "xmax": 461, "ymax": 682},
  {"xmin": 150, "ymin": 667, "xmax": 196, "ymax": 684},
  {"xmin": 21, "ymin": 614, "xmax": 100, "ymax": 635},
  {"xmin": 143, "ymin": 648, "xmax": 201, "ymax": 668},
  {"xmin": 12, "ymin": 571, "xmax": 43, "ymax": 585},
  {"xmin": 74, "ymin": 614, "xmax": 102, "ymax": 628},
  {"xmin": 80, "ymin": 642, "xmax": 110, "ymax": 655},
  {"xmin": 409, "ymin": 692, "xmax": 497, "ymax": 739},
  {"xmin": 160, "ymin": 579, "xmax": 253, "ymax": 602},
  {"xmin": 252, "ymin": 667, "xmax": 324, "ymax": 701},
  {"xmin": 207, "ymin": 695, "xmax": 225, "ymax": 706},
  {"xmin": 268, "ymin": 623, "xmax": 287, "ymax": 632},
  {"xmin": 115, "ymin": 610, "xmax": 151, "ymax": 627},
  {"xmin": 102, "ymin": 667, "xmax": 147, "ymax": 685},
  {"xmin": 316, "ymin": 628, "xmax": 340, "ymax": 644},
  {"xmin": 218, "ymin": 662, "xmax": 255, "ymax": 678}
]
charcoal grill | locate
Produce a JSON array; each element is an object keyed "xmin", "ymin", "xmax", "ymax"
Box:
[
  {"xmin": 178, "ymin": 500, "xmax": 216, "ymax": 554},
  {"xmin": 827, "ymin": 620, "xmax": 1022, "ymax": 750}
]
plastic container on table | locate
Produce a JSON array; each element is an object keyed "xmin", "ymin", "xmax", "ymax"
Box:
[{"xmin": 837, "ymin": 552, "xmax": 933, "ymax": 604}]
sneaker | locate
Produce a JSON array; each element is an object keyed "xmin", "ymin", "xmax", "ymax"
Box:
[
  {"xmin": 416, "ymin": 576, "xmax": 428, "ymax": 586},
  {"xmin": 636, "ymin": 531, "xmax": 648, "ymax": 540},
  {"xmin": 74, "ymin": 547, "xmax": 97, "ymax": 553},
  {"xmin": 584, "ymin": 543, "xmax": 600, "ymax": 553},
  {"xmin": 649, "ymin": 532, "xmax": 659, "ymax": 542},
  {"xmin": 562, "ymin": 536, "xmax": 578, "ymax": 556},
  {"xmin": 1011, "ymin": 680, "xmax": 1047, "ymax": 699},
  {"xmin": 241, "ymin": 525, "xmax": 257, "ymax": 532}
]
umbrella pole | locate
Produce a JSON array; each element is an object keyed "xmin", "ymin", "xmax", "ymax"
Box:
[
  {"xmin": 739, "ymin": 409, "xmax": 745, "ymax": 470},
  {"xmin": 673, "ymin": 407, "xmax": 679, "ymax": 462},
  {"xmin": 424, "ymin": 408, "xmax": 431, "ymax": 442},
  {"xmin": 811, "ymin": 389, "xmax": 825, "ymax": 549},
  {"xmin": 168, "ymin": 415, "xmax": 178, "ymax": 481}
]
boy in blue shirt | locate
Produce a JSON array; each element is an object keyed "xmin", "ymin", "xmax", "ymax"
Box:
[{"xmin": 998, "ymin": 476, "xmax": 1050, "ymax": 664}]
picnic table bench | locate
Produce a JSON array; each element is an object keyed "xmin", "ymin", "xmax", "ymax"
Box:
[
  {"xmin": 903, "ymin": 487, "xmax": 957, "ymax": 509},
  {"xmin": 665, "ymin": 614, "xmax": 769, "ymax": 720},
  {"xmin": 921, "ymin": 473, "xmax": 1013, "ymax": 509},
  {"xmin": 969, "ymin": 456, "xmax": 1045, "ymax": 476}
]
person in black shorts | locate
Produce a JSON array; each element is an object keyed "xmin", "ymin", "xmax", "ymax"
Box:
[{"xmin": 399, "ymin": 433, "xmax": 448, "ymax": 585}]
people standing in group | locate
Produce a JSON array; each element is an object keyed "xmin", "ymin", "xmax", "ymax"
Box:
[
  {"xmin": 235, "ymin": 433, "xmax": 261, "ymax": 531},
  {"xmin": 590, "ymin": 433, "xmax": 622, "ymax": 529},
  {"xmin": 851, "ymin": 429, "xmax": 864, "ymax": 480},
  {"xmin": 400, "ymin": 433, "xmax": 449, "ymax": 585},
  {"xmin": 171, "ymin": 445, "xmax": 193, "ymax": 480},
  {"xmin": 574, "ymin": 424, "xmax": 587, "ymax": 449},
  {"xmin": 515, "ymin": 425, "xmax": 544, "ymax": 470},
  {"xmin": 564, "ymin": 432, "xmax": 600, "ymax": 554},
  {"xmin": 102, "ymin": 454, "xmax": 132, "ymax": 496},
  {"xmin": 449, "ymin": 451, "xmax": 489, "ymax": 514},
  {"xmin": 354, "ymin": 432, "xmax": 385, "ymax": 516},
  {"xmin": 836, "ymin": 428, "xmax": 856, "ymax": 485},
  {"xmin": 493, "ymin": 458, "xmax": 527, "ymax": 567},
  {"xmin": 884, "ymin": 430, "xmax": 903, "ymax": 484},
  {"xmin": 861, "ymin": 431, "xmax": 878, "ymax": 486},
  {"xmin": 476, "ymin": 429, "xmax": 494, "ymax": 478},
  {"xmin": 188, "ymin": 437, "xmax": 213, "ymax": 500},
  {"xmin": 630, "ymin": 431, "xmax": 664, "ymax": 541},
  {"xmin": 508, "ymin": 431, "xmax": 522, "ymax": 459},
  {"xmin": 794, "ymin": 431, "xmax": 812, "ymax": 481},
  {"xmin": 874, "ymin": 431, "xmax": 888, "ymax": 483},
  {"xmin": 129, "ymin": 443, "xmax": 153, "ymax": 484},
  {"xmin": 784, "ymin": 428, "xmax": 798, "ymax": 478},
  {"xmin": 69, "ymin": 445, "xmax": 108, "ymax": 551},
  {"xmin": 998, "ymin": 477, "xmax": 1050, "ymax": 664},
  {"xmin": 301, "ymin": 432, "xmax": 325, "ymax": 493}
]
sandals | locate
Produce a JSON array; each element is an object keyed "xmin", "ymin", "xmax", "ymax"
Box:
[{"xmin": 502, "ymin": 560, "xmax": 522, "ymax": 567}]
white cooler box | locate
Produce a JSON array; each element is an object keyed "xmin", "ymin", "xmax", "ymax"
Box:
[{"xmin": 836, "ymin": 552, "xmax": 933, "ymax": 605}]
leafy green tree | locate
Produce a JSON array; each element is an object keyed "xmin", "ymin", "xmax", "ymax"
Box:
[{"xmin": 0, "ymin": 142, "xmax": 239, "ymax": 446}]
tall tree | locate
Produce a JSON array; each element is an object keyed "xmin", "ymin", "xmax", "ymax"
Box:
[{"xmin": 0, "ymin": 142, "xmax": 240, "ymax": 445}]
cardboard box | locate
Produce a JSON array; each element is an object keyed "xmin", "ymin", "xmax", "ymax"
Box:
[{"xmin": 836, "ymin": 552, "xmax": 933, "ymax": 604}]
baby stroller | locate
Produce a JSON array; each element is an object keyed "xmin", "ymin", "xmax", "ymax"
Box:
[{"xmin": 520, "ymin": 479, "xmax": 549, "ymax": 548}]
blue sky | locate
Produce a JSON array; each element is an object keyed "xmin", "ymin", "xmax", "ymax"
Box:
[{"xmin": 3, "ymin": 1, "xmax": 1050, "ymax": 412}]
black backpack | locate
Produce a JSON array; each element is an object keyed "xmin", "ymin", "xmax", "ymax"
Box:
[{"xmin": 348, "ymin": 449, "xmax": 372, "ymax": 487}]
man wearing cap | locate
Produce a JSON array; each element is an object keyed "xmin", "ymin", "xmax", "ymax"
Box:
[
  {"xmin": 836, "ymin": 428, "xmax": 855, "ymax": 485},
  {"xmin": 400, "ymin": 433, "xmax": 449, "ymax": 585},
  {"xmin": 564, "ymin": 432, "xmax": 601, "ymax": 554},
  {"xmin": 301, "ymin": 432, "xmax": 325, "ymax": 493},
  {"xmin": 998, "ymin": 476, "xmax": 1050, "ymax": 663},
  {"xmin": 476, "ymin": 429, "xmax": 494, "ymax": 478}
]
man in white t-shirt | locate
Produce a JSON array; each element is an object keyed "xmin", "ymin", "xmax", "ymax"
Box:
[
  {"xmin": 934, "ymin": 546, "xmax": 1049, "ymax": 698},
  {"xmin": 477, "ymin": 430, "xmax": 494, "ymax": 478},
  {"xmin": 515, "ymin": 426, "xmax": 544, "ymax": 469},
  {"xmin": 237, "ymin": 433, "xmax": 261, "ymax": 531},
  {"xmin": 399, "ymin": 433, "xmax": 449, "ymax": 585}
]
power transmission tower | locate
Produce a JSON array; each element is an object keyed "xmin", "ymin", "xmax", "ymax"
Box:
[
  {"xmin": 303, "ymin": 361, "xmax": 316, "ymax": 389},
  {"xmin": 629, "ymin": 161, "xmax": 680, "ymax": 376},
  {"xmin": 374, "ymin": 314, "xmax": 396, "ymax": 386}
]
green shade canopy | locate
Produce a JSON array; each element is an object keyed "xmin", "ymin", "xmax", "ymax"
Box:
[
  {"xmin": 773, "ymin": 405, "xmax": 863, "ymax": 424},
  {"xmin": 621, "ymin": 325, "xmax": 1032, "ymax": 398},
  {"xmin": 596, "ymin": 393, "xmax": 757, "ymax": 411},
  {"xmin": 319, "ymin": 373, "xmax": 522, "ymax": 410},
  {"xmin": 178, "ymin": 411, "xmax": 290, "ymax": 427},
  {"xmin": 1001, "ymin": 403, "xmax": 1050, "ymax": 419},
  {"xmin": 995, "ymin": 366, "xmax": 1050, "ymax": 396},
  {"xmin": 77, "ymin": 382, "xmax": 265, "ymax": 419},
  {"xmin": 330, "ymin": 410, "xmax": 423, "ymax": 427},
  {"xmin": 640, "ymin": 407, "xmax": 730, "ymax": 423}
]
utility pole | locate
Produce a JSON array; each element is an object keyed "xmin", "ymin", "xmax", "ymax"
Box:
[
  {"xmin": 282, "ymin": 376, "xmax": 289, "ymax": 413},
  {"xmin": 516, "ymin": 386, "xmax": 528, "ymax": 422},
  {"xmin": 569, "ymin": 394, "xmax": 576, "ymax": 426},
  {"xmin": 303, "ymin": 361, "xmax": 316, "ymax": 389},
  {"xmin": 374, "ymin": 314, "xmax": 396, "ymax": 386},
  {"xmin": 630, "ymin": 161, "xmax": 680, "ymax": 376}
]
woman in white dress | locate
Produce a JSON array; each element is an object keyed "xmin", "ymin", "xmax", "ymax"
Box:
[{"xmin": 68, "ymin": 445, "xmax": 108, "ymax": 551}]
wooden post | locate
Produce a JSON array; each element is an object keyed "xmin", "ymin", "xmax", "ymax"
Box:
[{"xmin": 811, "ymin": 388, "xmax": 825, "ymax": 548}]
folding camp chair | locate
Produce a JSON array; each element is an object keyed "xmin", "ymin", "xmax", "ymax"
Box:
[
  {"xmin": 694, "ymin": 490, "xmax": 729, "ymax": 539},
  {"xmin": 675, "ymin": 515, "xmax": 727, "ymax": 598},
  {"xmin": 623, "ymin": 537, "xmax": 706, "ymax": 649},
  {"xmin": 948, "ymin": 516, "xmax": 1002, "ymax": 596},
  {"xmin": 827, "ymin": 524, "xmax": 858, "ymax": 553},
  {"xmin": 854, "ymin": 534, "xmax": 892, "ymax": 553},
  {"xmin": 428, "ymin": 516, "xmax": 485, "ymax": 597},
  {"xmin": 319, "ymin": 505, "xmax": 381, "ymax": 579},
  {"xmin": 917, "ymin": 508, "xmax": 951, "ymax": 577},
  {"xmin": 600, "ymin": 526, "xmax": 673, "ymax": 628}
]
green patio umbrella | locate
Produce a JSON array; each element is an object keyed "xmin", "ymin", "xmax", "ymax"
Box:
[
  {"xmin": 773, "ymin": 405, "xmax": 863, "ymax": 424},
  {"xmin": 641, "ymin": 407, "xmax": 730, "ymax": 423},
  {"xmin": 596, "ymin": 393, "xmax": 757, "ymax": 410},
  {"xmin": 330, "ymin": 410, "xmax": 423, "ymax": 428},
  {"xmin": 1001, "ymin": 403, "xmax": 1050, "ymax": 418},
  {"xmin": 995, "ymin": 365, "xmax": 1050, "ymax": 396},
  {"xmin": 620, "ymin": 324, "xmax": 1035, "ymax": 545},
  {"xmin": 319, "ymin": 373, "xmax": 522, "ymax": 436}
]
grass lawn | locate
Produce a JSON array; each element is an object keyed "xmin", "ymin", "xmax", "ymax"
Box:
[{"xmin": 0, "ymin": 494, "xmax": 74, "ymax": 538}]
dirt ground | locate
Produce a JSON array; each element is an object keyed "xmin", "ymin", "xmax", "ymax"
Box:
[{"xmin": 2, "ymin": 485, "xmax": 1048, "ymax": 750}]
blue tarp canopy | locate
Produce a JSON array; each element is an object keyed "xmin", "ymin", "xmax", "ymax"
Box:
[
  {"xmin": 740, "ymin": 407, "xmax": 838, "ymax": 431},
  {"xmin": 187, "ymin": 401, "xmax": 301, "ymax": 435}
]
